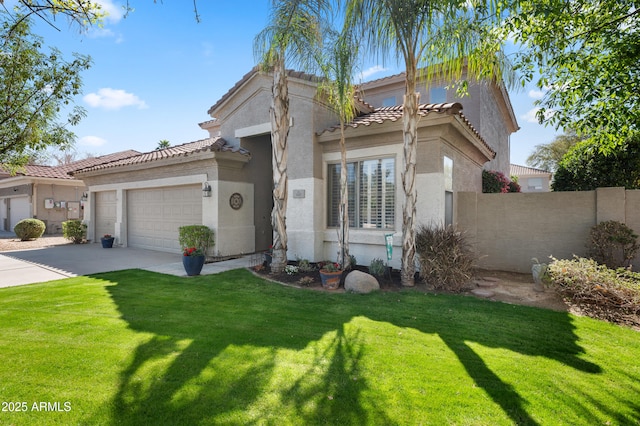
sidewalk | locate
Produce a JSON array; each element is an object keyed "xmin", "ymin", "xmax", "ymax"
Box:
[{"xmin": 0, "ymin": 235, "xmax": 254, "ymax": 288}]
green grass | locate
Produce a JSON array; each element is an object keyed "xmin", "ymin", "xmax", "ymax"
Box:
[{"xmin": 0, "ymin": 269, "xmax": 639, "ymax": 425}]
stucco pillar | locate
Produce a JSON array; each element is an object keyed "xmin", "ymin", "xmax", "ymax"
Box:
[{"xmin": 115, "ymin": 188, "xmax": 127, "ymax": 247}]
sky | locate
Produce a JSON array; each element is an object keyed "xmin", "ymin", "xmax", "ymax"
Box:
[{"xmin": 4, "ymin": 0, "xmax": 560, "ymax": 167}]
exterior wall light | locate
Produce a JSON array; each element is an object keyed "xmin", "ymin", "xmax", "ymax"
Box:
[{"xmin": 202, "ymin": 182, "xmax": 212, "ymax": 197}]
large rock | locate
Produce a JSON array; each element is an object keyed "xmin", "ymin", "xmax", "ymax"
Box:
[{"xmin": 345, "ymin": 270, "xmax": 380, "ymax": 294}]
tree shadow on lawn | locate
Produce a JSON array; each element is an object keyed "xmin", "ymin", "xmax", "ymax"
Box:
[{"xmin": 102, "ymin": 269, "xmax": 602, "ymax": 425}]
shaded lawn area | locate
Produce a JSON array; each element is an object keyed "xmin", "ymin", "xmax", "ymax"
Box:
[{"xmin": 0, "ymin": 269, "xmax": 639, "ymax": 425}]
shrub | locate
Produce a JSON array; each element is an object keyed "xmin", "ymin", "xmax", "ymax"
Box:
[
  {"xmin": 587, "ymin": 221, "xmax": 639, "ymax": 269},
  {"xmin": 369, "ymin": 258, "xmax": 386, "ymax": 277},
  {"xmin": 297, "ymin": 259, "xmax": 315, "ymax": 272},
  {"xmin": 547, "ymin": 256, "xmax": 640, "ymax": 327},
  {"xmin": 13, "ymin": 218, "xmax": 46, "ymax": 241},
  {"xmin": 178, "ymin": 225, "xmax": 214, "ymax": 254},
  {"xmin": 482, "ymin": 170, "xmax": 520, "ymax": 193},
  {"xmin": 62, "ymin": 220, "xmax": 87, "ymax": 244},
  {"xmin": 415, "ymin": 224, "xmax": 476, "ymax": 292}
]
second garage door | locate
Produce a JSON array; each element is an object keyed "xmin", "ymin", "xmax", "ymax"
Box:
[{"xmin": 127, "ymin": 185, "xmax": 202, "ymax": 253}]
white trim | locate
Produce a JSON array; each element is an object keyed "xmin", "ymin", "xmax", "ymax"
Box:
[
  {"xmin": 235, "ymin": 122, "xmax": 271, "ymax": 138},
  {"xmin": 88, "ymin": 174, "xmax": 208, "ymax": 192}
]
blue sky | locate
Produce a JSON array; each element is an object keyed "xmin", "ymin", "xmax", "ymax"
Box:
[{"xmin": 5, "ymin": 0, "xmax": 559, "ymax": 167}]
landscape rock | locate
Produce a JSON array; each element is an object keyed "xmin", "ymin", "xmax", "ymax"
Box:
[{"xmin": 345, "ymin": 270, "xmax": 380, "ymax": 294}]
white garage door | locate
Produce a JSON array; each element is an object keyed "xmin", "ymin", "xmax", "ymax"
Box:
[
  {"xmin": 9, "ymin": 197, "xmax": 31, "ymax": 231},
  {"xmin": 95, "ymin": 191, "xmax": 117, "ymax": 239},
  {"xmin": 127, "ymin": 185, "xmax": 202, "ymax": 253}
]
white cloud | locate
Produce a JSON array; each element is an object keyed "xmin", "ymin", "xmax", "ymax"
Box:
[
  {"xmin": 79, "ymin": 136, "xmax": 107, "ymax": 147},
  {"xmin": 83, "ymin": 88, "xmax": 148, "ymax": 110},
  {"xmin": 358, "ymin": 65, "xmax": 388, "ymax": 82},
  {"xmin": 95, "ymin": 0, "xmax": 125, "ymax": 24},
  {"xmin": 521, "ymin": 107, "xmax": 555, "ymax": 124},
  {"xmin": 528, "ymin": 89, "xmax": 545, "ymax": 99}
]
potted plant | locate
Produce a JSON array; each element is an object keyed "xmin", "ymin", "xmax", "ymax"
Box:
[
  {"xmin": 319, "ymin": 261, "xmax": 342, "ymax": 290},
  {"xmin": 182, "ymin": 247, "xmax": 205, "ymax": 276},
  {"xmin": 101, "ymin": 234, "xmax": 115, "ymax": 248}
]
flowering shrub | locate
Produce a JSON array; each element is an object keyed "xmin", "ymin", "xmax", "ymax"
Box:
[
  {"xmin": 284, "ymin": 265, "xmax": 299, "ymax": 275},
  {"xmin": 183, "ymin": 247, "xmax": 203, "ymax": 257},
  {"xmin": 103, "ymin": 234, "xmax": 112, "ymax": 239},
  {"xmin": 482, "ymin": 170, "xmax": 520, "ymax": 193},
  {"xmin": 321, "ymin": 262, "xmax": 341, "ymax": 272}
]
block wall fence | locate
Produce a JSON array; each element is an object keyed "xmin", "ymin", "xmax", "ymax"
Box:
[{"xmin": 456, "ymin": 187, "xmax": 640, "ymax": 273}]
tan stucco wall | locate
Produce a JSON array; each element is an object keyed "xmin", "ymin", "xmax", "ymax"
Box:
[{"xmin": 457, "ymin": 188, "xmax": 640, "ymax": 273}]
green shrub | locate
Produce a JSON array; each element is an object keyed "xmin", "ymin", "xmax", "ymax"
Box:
[
  {"xmin": 369, "ymin": 258, "xmax": 386, "ymax": 277},
  {"xmin": 415, "ymin": 224, "xmax": 476, "ymax": 292},
  {"xmin": 297, "ymin": 259, "xmax": 314, "ymax": 272},
  {"xmin": 587, "ymin": 221, "xmax": 639, "ymax": 269},
  {"xmin": 13, "ymin": 218, "xmax": 46, "ymax": 241},
  {"xmin": 547, "ymin": 256, "xmax": 640, "ymax": 326},
  {"xmin": 62, "ymin": 220, "xmax": 87, "ymax": 244},
  {"xmin": 178, "ymin": 225, "xmax": 214, "ymax": 254}
]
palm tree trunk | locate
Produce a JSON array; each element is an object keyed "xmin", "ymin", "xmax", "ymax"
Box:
[
  {"xmin": 270, "ymin": 54, "xmax": 289, "ymax": 274},
  {"xmin": 338, "ymin": 122, "xmax": 350, "ymax": 268},
  {"xmin": 401, "ymin": 67, "xmax": 419, "ymax": 287}
]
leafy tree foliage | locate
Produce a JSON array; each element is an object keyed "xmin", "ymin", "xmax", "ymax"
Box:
[
  {"xmin": 552, "ymin": 133, "xmax": 640, "ymax": 191},
  {"xmin": 0, "ymin": 13, "xmax": 91, "ymax": 172},
  {"xmin": 526, "ymin": 131, "xmax": 583, "ymax": 172},
  {"xmin": 505, "ymin": 0, "xmax": 640, "ymax": 145},
  {"xmin": 156, "ymin": 139, "xmax": 171, "ymax": 150}
]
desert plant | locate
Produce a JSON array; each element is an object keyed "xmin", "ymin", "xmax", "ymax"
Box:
[
  {"xmin": 13, "ymin": 218, "xmax": 46, "ymax": 241},
  {"xmin": 369, "ymin": 258, "xmax": 386, "ymax": 277},
  {"xmin": 415, "ymin": 224, "xmax": 476, "ymax": 292},
  {"xmin": 62, "ymin": 220, "xmax": 87, "ymax": 244},
  {"xmin": 547, "ymin": 256, "xmax": 640, "ymax": 326},
  {"xmin": 587, "ymin": 221, "xmax": 639, "ymax": 269},
  {"xmin": 297, "ymin": 259, "xmax": 314, "ymax": 273},
  {"xmin": 178, "ymin": 225, "xmax": 214, "ymax": 254}
]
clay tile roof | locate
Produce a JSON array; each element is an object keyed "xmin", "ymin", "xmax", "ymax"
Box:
[
  {"xmin": 1, "ymin": 150, "xmax": 141, "ymax": 180},
  {"xmin": 320, "ymin": 102, "xmax": 495, "ymax": 158},
  {"xmin": 71, "ymin": 137, "xmax": 249, "ymax": 175},
  {"xmin": 510, "ymin": 164, "xmax": 551, "ymax": 176}
]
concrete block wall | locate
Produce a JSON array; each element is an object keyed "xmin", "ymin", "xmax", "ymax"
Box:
[{"xmin": 457, "ymin": 188, "xmax": 640, "ymax": 273}]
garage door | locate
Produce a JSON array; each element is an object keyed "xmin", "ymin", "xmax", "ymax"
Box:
[
  {"xmin": 9, "ymin": 197, "xmax": 30, "ymax": 231},
  {"xmin": 95, "ymin": 191, "xmax": 117, "ymax": 239},
  {"xmin": 127, "ymin": 185, "xmax": 202, "ymax": 253}
]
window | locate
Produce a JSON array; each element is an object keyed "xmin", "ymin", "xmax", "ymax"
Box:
[
  {"xmin": 328, "ymin": 158, "xmax": 395, "ymax": 229},
  {"xmin": 444, "ymin": 156, "xmax": 453, "ymax": 226},
  {"xmin": 382, "ymin": 96, "xmax": 396, "ymax": 107},
  {"xmin": 430, "ymin": 87, "xmax": 447, "ymax": 104},
  {"xmin": 527, "ymin": 178, "xmax": 543, "ymax": 191}
]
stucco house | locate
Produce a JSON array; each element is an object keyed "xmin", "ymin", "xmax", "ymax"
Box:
[
  {"xmin": 0, "ymin": 151, "xmax": 138, "ymax": 234},
  {"xmin": 510, "ymin": 164, "xmax": 552, "ymax": 192},
  {"xmin": 72, "ymin": 67, "xmax": 518, "ymax": 268}
]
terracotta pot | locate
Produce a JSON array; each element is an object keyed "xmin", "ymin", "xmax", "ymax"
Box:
[{"xmin": 319, "ymin": 269, "xmax": 342, "ymax": 290}]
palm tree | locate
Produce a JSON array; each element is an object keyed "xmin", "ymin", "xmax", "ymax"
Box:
[
  {"xmin": 254, "ymin": 0, "xmax": 332, "ymax": 273},
  {"xmin": 156, "ymin": 139, "xmax": 171, "ymax": 150},
  {"xmin": 318, "ymin": 26, "xmax": 361, "ymax": 269},
  {"xmin": 346, "ymin": 0, "xmax": 511, "ymax": 286}
]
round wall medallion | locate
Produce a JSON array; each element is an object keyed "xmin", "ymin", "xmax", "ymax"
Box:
[{"xmin": 229, "ymin": 192, "xmax": 243, "ymax": 210}]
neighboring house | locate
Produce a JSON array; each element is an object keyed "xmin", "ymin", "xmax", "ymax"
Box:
[
  {"xmin": 72, "ymin": 67, "xmax": 518, "ymax": 268},
  {"xmin": 510, "ymin": 164, "xmax": 552, "ymax": 193},
  {"xmin": 0, "ymin": 151, "xmax": 139, "ymax": 234}
]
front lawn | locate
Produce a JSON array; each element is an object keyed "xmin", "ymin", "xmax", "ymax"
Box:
[{"xmin": 0, "ymin": 269, "xmax": 638, "ymax": 425}]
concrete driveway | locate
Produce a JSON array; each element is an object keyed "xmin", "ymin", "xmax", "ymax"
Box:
[{"xmin": 0, "ymin": 243, "xmax": 254, "ymax": 288}]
